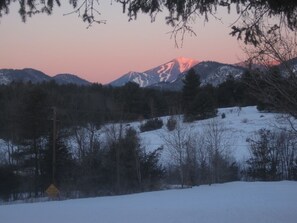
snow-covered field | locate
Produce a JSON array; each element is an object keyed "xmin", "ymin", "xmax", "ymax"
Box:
[{"xmin": 1, "ymin": 181, "xmax": 296, "ymax": 223}]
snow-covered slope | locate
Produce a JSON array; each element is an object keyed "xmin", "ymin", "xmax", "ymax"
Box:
[
  {"xmin": 144, "ymin": 57, "xmax": 199, "ymax": 83},
  {"xmin": 1, "ymin": 181, "xmax": 296, "ymax": 223},
  {"xmin": 138, "ymin": 106, "xmax": 281, "ymax": 163},
  {"xmin": 109, "ymin": 57, "xmax": 199, "ymax": 87},
  {"xmin": 108, "ymin": 71, "xmax": 160, "ymax": 87},
  {"xmin": 60, "ymin": 106, "xmax": 284, "ymax": 164},
  {"xmin": 0, "ymin": 106, "xmax": 283, "ymax": 165},
  {"xmin": 193, "ymin": 61, "xmax": 246, "ymax": 86}
]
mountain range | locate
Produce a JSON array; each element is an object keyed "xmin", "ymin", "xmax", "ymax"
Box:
[
  {"xmin": 109, "ymin": 57, "xmax": 247, "ymax": 90},
  {"xmin": 0, "ymin": 68, "xmax": 91, "ymax": 86},
  {"xmin": 110, "ymin": 57, "xmax": 297, "ymax": 90},
  {"xmin": 1, "ymin": 57, "xmax": 296, "ymax": 89}
]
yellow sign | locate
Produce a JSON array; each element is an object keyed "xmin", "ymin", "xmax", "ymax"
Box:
[{"xmin": 46, "ymin": 184, "xmax": 60, "ymax": 198}]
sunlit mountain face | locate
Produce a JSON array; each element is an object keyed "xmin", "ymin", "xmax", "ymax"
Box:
[
  {"xmin": 109, "ymin": 57, "xmax": 246, "ymax": 89},
  {"xmin": 109, "ymin": 57, "xmax": 199, "ymax": 87}
]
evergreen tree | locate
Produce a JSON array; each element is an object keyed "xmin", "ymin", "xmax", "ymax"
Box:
[
  {"xmin": 141, "ymin": 147, "xmax": 164, "ymax": 191},
  {"xmin": 182, "ymin": 68, "xmax": 200, "ymax": 121},
  {"xmin": 246, "ymin": 129, "xmax": 279, "ymax": 181},
  {"xmin": 182, "ymin": 69, "xmax": 217, "ymax": 121},
  {"xmin": 193, "ymin": 87, "xmax": 217, "ymax": 120}
]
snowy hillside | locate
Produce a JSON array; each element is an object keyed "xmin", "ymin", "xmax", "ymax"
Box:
[
  {"xmin": 193, "ymin": 61, "xmax": 246, "ymax": 86},
  {"xmin": 108, "ymin": 71, "xmax": 160, "ymax": 87},
  {"xmin": 57, "ymin": 106, "xmax": 286, "ymax": 166},
  {"xmin": 1, "ymin": 181, "xmax": 296, "ymax": 223},
  {"xmin": 0, "ymin": 106, "xmax": 286, "ymax": 167},
  {"xmin": 138, "ymin": 106, "xmax": 280, "ymax": 163}
]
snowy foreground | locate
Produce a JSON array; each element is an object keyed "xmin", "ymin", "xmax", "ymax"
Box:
[{"xmin": 1, "ymin": 181, "xmax": 297, "ymax": 223}]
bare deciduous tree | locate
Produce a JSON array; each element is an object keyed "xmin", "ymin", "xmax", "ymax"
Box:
[
  {"xmin": 103, "ymin": 123, "xmax": 124, "ymax": 193},
  {"xmin": 202, "ymin": 118, "xmax": 235, "ymax": 184},
  {"xmin": 72, "ymin": 123, "xmax": 100, "ymax": 162},
  {"xmin": 242, "ymin": 22, "xmax": 297, "ymax": 120},
  {"xmin": 162, "ymin": 115, "xmax": 196, "ymax": 187},
  {"xmin": 246, "ymin": 128, "xmax": 297, "ymax": 180}
]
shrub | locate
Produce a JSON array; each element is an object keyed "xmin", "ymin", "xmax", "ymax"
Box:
[
  {"xmin": 166, "ymin": 117, "xmax": 177, "ymax": 131},
  {"xmin": 140, "ymin": 118, "xmax": 163, "ymax": 132},
  {"xmin": 241, "ymin": 118, "xmax": 248, "ymax": 123},
  {"xmin": 246, "ymin": 128, "xmax": 297, "ymax": 181},
  {"xmin": 221, "ymin": 113, "xmax": 226, "ymax": 119}
]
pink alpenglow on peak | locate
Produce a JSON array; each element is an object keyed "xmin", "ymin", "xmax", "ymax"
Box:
[
  {"xmin": 152, "ymin": 57, "xmax": 199, "ymax": 83},
  {"xmin": 174, "ymin": 57, "xmax": 200, "ymax": 73},
  {"xmin": 156, "ymin": 57, "xmax": 199, "ymax": 76}
]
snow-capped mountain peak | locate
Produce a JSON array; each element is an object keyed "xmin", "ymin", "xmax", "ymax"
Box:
[
  {"xmin": 174, "ymin": 57, "xmax": 200, "ymax": 73},
  {"xmin": 109, "ymin": 57, "xmax": 199, "ymax": 87},
  {"xmin": 155, "ymin": 57, "xmax": 199, "ymax": 81}
]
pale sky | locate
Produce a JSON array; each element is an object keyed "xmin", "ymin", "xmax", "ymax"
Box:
[{"xmin": 0, "ymin": 2, "xmax": 245, "ymax": 84}]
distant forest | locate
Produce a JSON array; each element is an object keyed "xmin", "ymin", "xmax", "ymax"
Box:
[{"xmin": 0, "ymin": 76, "xmax": 257, "ymax": 131}]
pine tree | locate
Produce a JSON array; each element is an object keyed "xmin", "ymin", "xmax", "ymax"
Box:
[
  {"xmin": 193, "ymin": 87, "xmax": 217, "ymax": 120},
  {"xmin": 182, "ymin": 68, "xmax": 200, "ymax": 121}
]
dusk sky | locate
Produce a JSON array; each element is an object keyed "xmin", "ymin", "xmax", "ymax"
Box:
[{"xmin": 0, "ymin": 2, "xmax": 245, "ymax": 84}]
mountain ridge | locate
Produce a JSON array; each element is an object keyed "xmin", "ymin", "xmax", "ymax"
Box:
[
  {"xmin": 2, "ymin": 57, "xmax": 296, "ymax": 88},
  {"xmin": 109, "ymin": 57, "xmax": 199, "ymax": 87},
  {"xmin": 109, "ymin": 58, "xmax": 246, "ymax": 89},
  {"xmin": 0, "ymin": 68, "xmax": 91, "ymax": 86}
]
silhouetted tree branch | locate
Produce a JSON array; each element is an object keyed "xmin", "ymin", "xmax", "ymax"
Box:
[
  {"xmin": 242, "ymin": 23, "xmax": 297, "ymax": 118},
  {"xmin": 1, "ymin": 1, "xmax": 297, "ymax": 45}
]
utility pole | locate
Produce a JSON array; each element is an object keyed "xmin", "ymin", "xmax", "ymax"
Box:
[
  {"xmin": 52, "ymin": 106, "xmax": 57, "ymax": 184},
  {"xmin": 46, "ymin": 107, "xmax": 59, "ymax": 199}
]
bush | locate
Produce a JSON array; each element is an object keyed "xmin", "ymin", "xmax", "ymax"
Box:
[
  {"xmin": 241, "ymin": 118, "xmax": 248, "ymax": 123},
  {"xmin": 246, "ymin": 128, "xmax": 297, "ymax": 181},
  {"xmin": 166, "ymin": 117, "xmax": 177, "ymax": 131},
  {"xmin": 221, "ymin": 113, "xmax": 226, "ymax": 119},
  {"xmin": 140, "ymin": 118, "xmax": 163, "ymax": 132}
]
